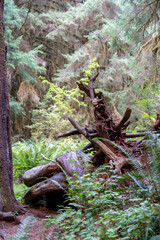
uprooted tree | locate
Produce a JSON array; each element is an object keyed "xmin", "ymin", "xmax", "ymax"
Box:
[
  {"xmin": 23, "ymin": 72, "xmax": 160, "ymax": 206},
  {"xmin": 59, "ymin": 72, "xmax": 160, "ymax": 174}
]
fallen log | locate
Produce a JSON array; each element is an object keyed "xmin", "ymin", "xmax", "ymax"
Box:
[
  {"xmin": 22, "ymin": 71, "xmax": 160, "ymax": 209},
  {"xmin": 23, "ymin": 163, "xmax": 61, "ymax": 187},
  {"xmin": 56, "ymin": 150, "xmax": 91, "ymax": 177},
  {"xmin": 24, "ymin": 172, "xmax": 67, "ymax": 204}
]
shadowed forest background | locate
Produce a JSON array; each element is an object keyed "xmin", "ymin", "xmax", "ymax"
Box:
[{"xmin": 2, "ymin": 0, "xmax": 160, "ymax": 239}]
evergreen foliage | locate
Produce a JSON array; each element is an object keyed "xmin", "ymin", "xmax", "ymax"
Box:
[
  {"xmin": 4, "ymin": 0, "xmax": 45, "ymax": 121},
  {"xmin": 29, "ymin": 60, "xmax": 99, "ymax": 138},
  {"xmin": 40, "ymin": 0, "xmax": 160, "ymax": 126},
  {"xmin": 4, "ymin": 0, "xmax": 45, "ymax": 82}
]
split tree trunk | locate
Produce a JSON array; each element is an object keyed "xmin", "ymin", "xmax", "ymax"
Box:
[{"xmin": 0, "ymin": 0, "xmax": 22, "ymax": 213}]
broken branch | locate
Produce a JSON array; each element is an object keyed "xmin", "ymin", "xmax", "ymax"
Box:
[{"xmin": 115, "ymin": 108, "xmax": 132, "ymax": 134}]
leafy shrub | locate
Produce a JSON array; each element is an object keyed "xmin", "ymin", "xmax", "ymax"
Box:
[
  {"xmin": 30, "ymin": 77, "xmax": 86, "ymax": 139},
  {"xmin": 44, "ymin": 134, "xmax": 160, "ymax": 240}
]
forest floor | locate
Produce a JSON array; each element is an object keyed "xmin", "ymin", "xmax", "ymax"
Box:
[{"xmin": 0, "ymin": 206, "xmax": 58, "ymax": 240}]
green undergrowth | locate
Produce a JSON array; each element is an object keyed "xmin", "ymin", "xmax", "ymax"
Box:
[
  {"xmin": 12, "ymin": 137, "xmax": 88, "ymax": 202},
  {"xmin": 13, "ymin": 182, "xmax": 29, "ymax": 202},
  {"xmin": 44, "ymin": 169, "xmax": 160, "ymax": 239},
  {"xmin": 12, "ymin": 138, "xmax": 88, "ymax": 179},
  {"xmin": 7, "ymin": 216, "xmax": 36, "ymax": 240},
  {"xmin": 43, "ymin": 133, "xmax": 160, "ymax": 240},
  {"xmin": 12, "ymin": 134, "xmax": 160, "ymax": 239}
]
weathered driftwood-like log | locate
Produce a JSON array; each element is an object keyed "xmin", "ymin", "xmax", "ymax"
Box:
[
  {"xmin": 24, "ymin": 172, "xmax": 67, "ymax": 204},
  {"xmin": 23, "ymin": 163, "xmax": 61, "ymax": 187},
  {"xmin": 56, "ymin": 150, "xmax": 91, "ymax": 177}
]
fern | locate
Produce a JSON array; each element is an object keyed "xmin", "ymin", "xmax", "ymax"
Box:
[{"xmin": 7, "ymin": 216, "xmax": 35, "ymax": 240}]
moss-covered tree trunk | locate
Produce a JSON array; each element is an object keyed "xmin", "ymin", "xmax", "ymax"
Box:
[{"xmin": 0, "ymin": 0, "xmax": 21, "ymax": 212}]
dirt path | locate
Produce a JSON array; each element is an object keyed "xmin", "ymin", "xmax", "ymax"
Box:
[{"xmin": 0, "ymin": 206, "xmax": 58, "ymax": 240}]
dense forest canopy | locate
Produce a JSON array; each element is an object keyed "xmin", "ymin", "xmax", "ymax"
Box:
[
  {"xmin": 1, "ymin": 0, "xmax": 160, "ymax": 239},
  {"xmin": 4, "ymin": 0, "xmax": 160, "ymax": 140}
]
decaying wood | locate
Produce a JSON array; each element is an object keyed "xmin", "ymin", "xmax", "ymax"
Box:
[
  {"xmin": 22, "ymin": 72, "xmax": 160, "ymax": 208},
  {"xmin": 59, "ymin": 73, "xmax": 160, "ymax": 174},
  {"xmin": 115, "ymin": 108, "xmax": 132, "ymax": 134},
  {"xmin": 22, "ymin": 150, "xmax": 91, "ymax": 205},
  {"xmin": 24, "ymin": 172, "xmax": 67, "ymax": 204},
  {"xmin": 57, "ymin": 128, "xmax": 97, "ymax": 138},
  {"xmin": 151, "ymin": 114, "xmax": 160, "ymax": 130},
  {"xmin": 57, "ymin": 150, "xmax": 90, "ymax": 176},
  {"xmin": 23, "ymin": 163, "xmax": 61, "ymax": 187},
  {"xmin": 68, "ymin": 116, "xmax": 130, "ymax": 174},
  {"xmin": 122, "ymin": 131, "xmax": 158, "ymax": 138}
]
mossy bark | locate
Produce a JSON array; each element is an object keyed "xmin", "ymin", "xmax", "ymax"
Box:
[{"xmin": 0, "ymin": 0, "xmax": 22, "ymax": 212}]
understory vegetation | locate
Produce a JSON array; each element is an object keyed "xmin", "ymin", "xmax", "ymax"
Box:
[
  {"xmin": 11, "ymin": 134, "xmax": 160, "ymax": 240},
  {"xmin": 12, "ymin": 138, "xmax": 88, "ymax": 198},
  {"xmin": 42, "ymin": 134, "xmax": 160, "ymax": 240}
]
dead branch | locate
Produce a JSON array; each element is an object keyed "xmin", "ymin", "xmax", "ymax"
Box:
[
  {"xmin": 57, "ymin": 128, "xmax": 97, "ymax": 138},
  {"xmin": 77, "ymin": 81, "xmax": 91, "ymax": 97},
  {"xmin": 115, "ymin": 108, "xmax": 132, "ymax": 134},
  {"xmin": 123, "ymin": 131, "xmax": 158, "ymax": 138},
  {"xmin": 41, "ymin": 153, "xmax": 56, "ymax": 163}
]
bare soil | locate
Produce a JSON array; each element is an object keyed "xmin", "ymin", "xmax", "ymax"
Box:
[{"xmin": 0, "ymin": 206, "xmax": 58, "ymax": 240}]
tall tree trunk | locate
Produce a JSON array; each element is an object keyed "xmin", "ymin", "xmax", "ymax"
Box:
[{"xmin": 0, "ymin": 0, "xmax": 22, "ymax": 212}]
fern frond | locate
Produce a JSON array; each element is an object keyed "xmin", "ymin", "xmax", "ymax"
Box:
[{"xmin": 8, "ymin": 216, "xmax": 35, "ymax": 240}]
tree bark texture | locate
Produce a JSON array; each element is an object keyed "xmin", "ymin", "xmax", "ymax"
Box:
[{"xmin": 0, "ymin": 0, "xmax": 21, "ymax": 212}]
